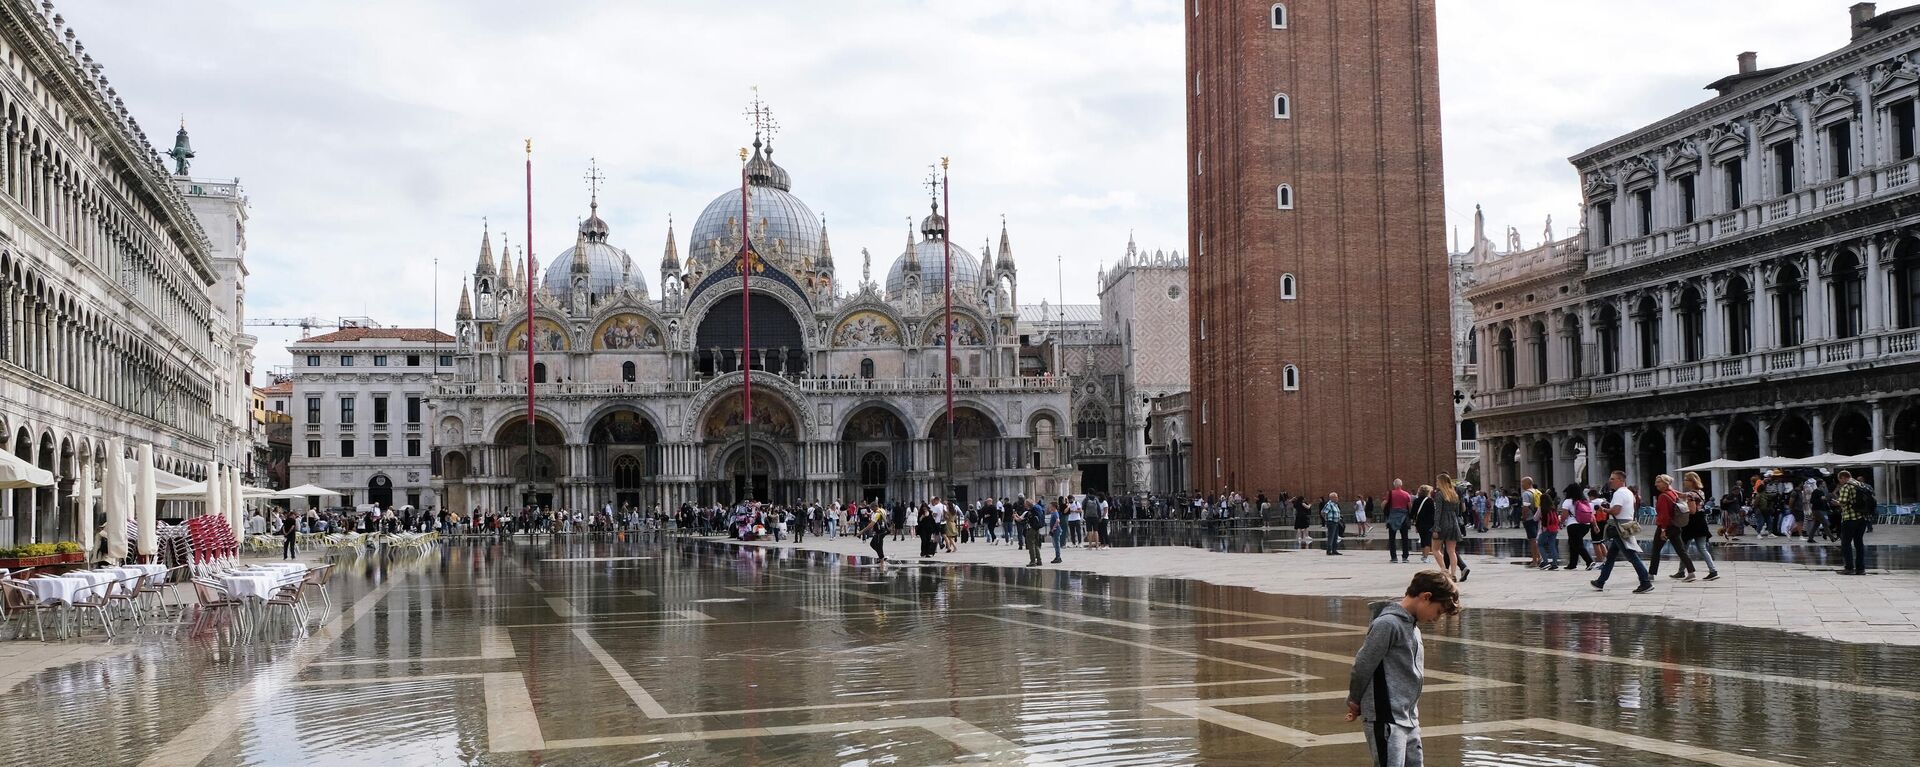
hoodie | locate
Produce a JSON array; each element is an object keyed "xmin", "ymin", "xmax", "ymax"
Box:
[{"xmin": 1348, "ymin": 601, "xmax": 1424, "ymax": 725}]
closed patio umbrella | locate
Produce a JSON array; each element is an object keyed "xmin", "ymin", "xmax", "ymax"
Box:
[
  {"xmin": 206, "ymin": 464, "xmax": 224, "ymax": 537},
  {"xmin": 136, "ymin": 444, "xmax": 158, "ymax": 558},
  {"xmin": 102, "ymin": 443, "xmax": 129, "ymax": 563},
  {"xmin": 229, "ymin": 467, "xmax": 245, "ymax": 539},
  {"xmin": 75, "ymin": 454, "xmax": 93, "ymax": 559}
]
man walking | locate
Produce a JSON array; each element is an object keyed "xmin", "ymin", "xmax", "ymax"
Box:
[
  {"xmin": 1345, "ymin": 570, "xmax": 1460, "ymax": 767},
  {"xmin": 1591, "ymin": 470, "xmax": 1654, "ymax": 594},
  {"xmin": 1834, "ymin": 470, "xmax": 1873, "ymax": 575},
  {"xmin": 1386, "ymin": 480, "xmax": 1413, "ymax": 563},
  {"xmin": 1323, "ymin": 492, "xmax": 1345, "ymax": 555},
  {"xmin": 1518, "ymin": 477, "xmax": 1542, "ymax": 568}
]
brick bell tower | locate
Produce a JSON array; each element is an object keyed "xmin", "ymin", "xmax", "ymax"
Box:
[{"xmin": 1186, "ymin": 0, "xmax": 1455, "ymax": 499}]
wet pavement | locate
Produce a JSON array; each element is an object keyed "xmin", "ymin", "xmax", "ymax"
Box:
[{"xmin": 2, "ymin": 536, "xmax": 1918, "ymax": 766}]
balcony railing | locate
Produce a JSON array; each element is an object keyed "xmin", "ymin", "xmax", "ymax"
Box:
[
  {"xmin": 435, "ymin": 375, "xmax": 1070, "ymax": 400},
  {"xmin": 1472, "ymin": 324, "xmax": 1920, "ymax": 413},
  {"xmin": 1591, "ymin": 159, "xmax": 1917, "ymax": 274}
]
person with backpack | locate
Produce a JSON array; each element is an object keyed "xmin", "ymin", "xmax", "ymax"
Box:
[
  {"xmin": 1518, "ymin": 477, "xmax": 1543, "ymax": 568},
  {"xmin": 1537, "ymin": 487, "xmax": 1563, "ymax": 570},
  {"xmin": 1834, "ymin": 470, "xmax": 1874, "ymax": 575},
  {"xmin": 1020, "ymin": 500, "xmax": 1045, "ymax": 567},
  {"xmin": 1648, "ymin": 474, "xmax": 1697, "ymax": 582},
  {"xmin": 858, "ymin": 502, "xmax": 890, "ymax": 565},
  {"xmin": 1561, "ymin": 484, "xmax": 1595, "ymax": 571},
  {"xmin": 1680, "ymin": 472, "xmax": 1719, "ymax": 581}
]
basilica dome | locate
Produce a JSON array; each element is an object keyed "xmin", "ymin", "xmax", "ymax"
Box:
[
  {"xmin": 688, "ymin": 141, "xmax": 822, "ymax": 273},
  {"xmin": 885, "ymin": 201, "xmax": 983, "ymax": 300},
  {"xmin": 544, "ymin": 207, "xmax": 649, "ymax": 300}
]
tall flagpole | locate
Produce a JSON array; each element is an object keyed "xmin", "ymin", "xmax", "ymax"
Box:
[
  {"xmin": 524, "ymin": 139, "xmax": 536, "ymax": 509},
  {"xmin": 739, "ymin": 146, "xmax": 754, "ymax": 503},
  {"xmin": 941, "ymin": 157, "xmax": 954, "ymax": 503}
]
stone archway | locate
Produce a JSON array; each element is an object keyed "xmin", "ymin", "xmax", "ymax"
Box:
[
  {"xmin": 590, "ymin": 408, "xmax": 661, "ymax": 510},
  {"xmin": 1774, "ymin": 414, "xmax": 1813, "ymax": 459},
  {"xmin": 842, "ymin": 404, "xmax": 909, "ymax": 504},
  {"xmin": 495, "ymin": 416, "xmax": 567, "ymax": 508},
  {"xmin": 927, "ymin": 405, "xmax": 1003, "ymax": 504},
  {"xmin": 699, "ymin": 390, "xmax": 802, "ymax": 504}
]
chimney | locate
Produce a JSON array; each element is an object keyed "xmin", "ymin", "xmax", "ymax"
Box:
[
  {"xmin": 1737, "ymin": 51, "xmax": 1757, "ymax": 75},
  {"xmin": 1852, "ymin": 3, "xmax": 1877, "ymax": 40}
]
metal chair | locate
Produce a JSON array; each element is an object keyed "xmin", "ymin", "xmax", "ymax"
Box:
[
  {"xmin": 103, "ymin": 572, "xmax": 148, "ymax": 629},
  {"xmin": 189, "ymin": 577, "xmax": 247, "ymax": 637},
  {"xmin": 1, "ymin": 579, "xmax": 60, "ymax": 641},
  {"xmin": 298, "ymin": 564, "xmax": 334, "ymax": 614},
  {"xmin": 261, "ymin": 578, "xmax": 309, "ymax": 635}
]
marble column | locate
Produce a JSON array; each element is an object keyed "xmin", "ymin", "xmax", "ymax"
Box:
[
  {"xmin": 1753, "ymin": 264, "xmax": 1776, "ymax": 351},
  {"xmin": 1662, "ymin": 422, "xmax": 1681, "ymax": 485},
  {"xmin": 1811, "ymin": 411, "xmax": 1828, "ymax": 455},
  {"xmin": 1622, "ymin": 429, "xmax": 1639, "ymax": 486},
  {"xmin": 1865, "ymin": 238, "xmax": 1887, "ymax": 332},
  {"xmin": 1706, "ymin": 420, "xmax": 1727, "ymax": 496},
  {"xmin": 1805, "ymin": 252, "xmax": 1829, "ymax": 342}
]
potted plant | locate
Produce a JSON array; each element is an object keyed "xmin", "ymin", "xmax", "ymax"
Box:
[
  {"xmin": 0, "ymin": 543, "xmax": 62, "ymax": 569},
  {"xmin": 54, "ymin": 541, "xmax": 83, "ymax": 564}
]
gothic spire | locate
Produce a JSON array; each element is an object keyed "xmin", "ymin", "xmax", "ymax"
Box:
[
  {"xmin": 996, "ymin": 215, "xmax": 1015, "ymax": 271},
  {"xmin": 475, "ymin": 219, "xmax": 496, "ymax": 276},
  {"xmin": 455, "ymin": 280, "xmax": 472, "ymax": 321},
  {"xmin": 817, "ymin": 215, "xmax": 834, "ymax": 267},
  {"xmin": 661, "ymin": 215, "xmax": 680, "ymax": 273},
  {"xmin": 571, "ymin": 222, "xmax": 590, "ymax": 275},
  {"xmin": 902, "ymin": 218, "xmax": 920, "ymax": 274}
]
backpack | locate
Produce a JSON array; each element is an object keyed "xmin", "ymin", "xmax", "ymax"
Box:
[
  {"xmin": 1664, "ymin": 490, "xmax": 1689, "ymax": 529},
  {"xmin": 1025, "ymin": 509, "xmax": 1046, "ymax": 531},
  {"xmin": 1853, "ymin": 483, "xmax": 1877, "ymax": 515}
]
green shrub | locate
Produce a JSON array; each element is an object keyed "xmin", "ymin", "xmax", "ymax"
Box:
[{"xmin": 53, "ymin": 541, "xmax": 81, "ymax": 554}]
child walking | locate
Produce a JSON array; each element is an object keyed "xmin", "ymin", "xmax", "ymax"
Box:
[{"xmin": 1345, "ymin": 570, "xmax": 1461, "ymax": 767}]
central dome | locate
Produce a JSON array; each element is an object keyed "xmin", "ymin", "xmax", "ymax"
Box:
[
  {"xmin": 544, "ymin": 208, "xmax": 649, "ymax": 301},
  {"xmin": 886, "ymin": 231, "xmax": 982, "ymax": 300},
  {"xmin": 688, "ymin": 144, "xmax": 821, "ymax": 272}
]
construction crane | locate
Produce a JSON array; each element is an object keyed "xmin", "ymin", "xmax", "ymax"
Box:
[{"xmin": 245, "ymin": 316, "xmax": 381, "ymax": 338}]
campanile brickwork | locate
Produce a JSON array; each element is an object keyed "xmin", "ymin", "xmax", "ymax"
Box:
[{"xmin": 1186, "ymin": 0, "xmax": 1455, "ymax": 498}]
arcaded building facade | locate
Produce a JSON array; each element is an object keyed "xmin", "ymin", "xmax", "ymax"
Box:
[
  {"xmin": 0, "ymin": 2, "xmax": 232, "ymax": 545},
  {"xmin": 433, "ymin": 136, "xmax": 1074, "ymax": 512},
  {"xmin": 1470, "ymin": 5, "xmax": 1920, "ymax": 498},
  {"xmin": 1187, "ymin": 0, "xmax": 1455, "ymax": 497}
]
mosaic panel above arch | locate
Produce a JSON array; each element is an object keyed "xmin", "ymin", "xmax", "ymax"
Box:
[
  {"xmin": 505, "ymin": 318, "xmax": 570, "ymax": 352},
  {"xmin": 832, "ymin": 310, "xmax": 900, "ymax": 347},
  {"xmin": 593, "ymin": 313, "xmax": 663, "ymax": 350},
  {"xmin": 923, "ymin": 315, "xmax": 986, "ymax": 347},
  {"xmin": 702, "ymin": 391, "xmax": 800, "ymax": 441}
]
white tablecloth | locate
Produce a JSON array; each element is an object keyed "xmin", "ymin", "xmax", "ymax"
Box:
[
  {"xmin": 219, "ymin": 573, "xmax": 284, "ymax": 601},
  {"xmin": 29, "ymin": 576, "xmax": 95, "ymax": 605}
]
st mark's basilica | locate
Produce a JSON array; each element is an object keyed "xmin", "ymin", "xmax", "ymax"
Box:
[{"xmin": 432, "ymin": 135, "xmax": 1078, "ymax": 512}]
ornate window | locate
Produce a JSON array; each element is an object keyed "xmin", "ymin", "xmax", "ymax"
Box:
[
  {"xmin": 1831, "ymin": 252, "xmax": 1865, "ymax": 339},
  {"xmin": 1634, "ymin": 296, "xmax": 1661, "ymax": 368},
  {"xmin": 860, "ymin": 452, "xmax": 887, "ymax": 486},
  {"xmin": 533, "ymin": 362, "xmax": 548, "ymax": 383},
  {"xmin": 1774, "ymin": 264, "xmax": 1806, "ymax": 346},
  {"xmin": 1282, "ymin": 364, "xmax": 1300, "ymax": 391},
  {"xmin": 1273, "ymin": 93, "xmax": 1291, "ymax": 119},
  {"xmin": 1725, "ymin": 276, "xmax": 1754, "ymax": 354},
  {"xmin": 1271, "ymin": 3, "xmax": 1288, "ymax": 28},
  {"xmin": 1496, "ymin": 327, "xmax": 1516, "ymax": 389},
  {"xmin": 1678, "ymin": 287, "xmax": 1705, "ymax": 362},
  {"xmin": 1277, "ymin": 184, "xmax": 1294, "ymax": 210},
  {"xmin": 1280, "ymin": 273, "xmax": 1297, "ymax": 299},
  {"xmin": 860, "ymin": 357, "xmax": 875, "ymax": 379},
  {"xmin": 621, "ymin": 361, "xmax": 635, "ymax": 382},
  {"xmin": 613, "ymin": 455, "xmax": 642, "ymax": 489}
]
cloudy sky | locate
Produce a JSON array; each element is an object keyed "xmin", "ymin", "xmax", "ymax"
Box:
[{"xmin": 57, "ymin": 0, "xmax": 1877, "ymax": 376}]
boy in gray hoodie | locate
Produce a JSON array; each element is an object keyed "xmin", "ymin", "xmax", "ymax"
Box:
[{"xmin": 1345, "ymin": 570, "xmax": 1460, "ymax": 767}]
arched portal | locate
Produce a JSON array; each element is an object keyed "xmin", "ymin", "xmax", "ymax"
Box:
[
  {"xmin": 928, "ymin": 406, "xmax": 1002, "ymax": 504},
  {"xmin": 591, "ymin": 409, "xmax": 661, "ymax": 510},
  {"xmin": 443, "ymin": 451, "xmax": 470, "ymax": 513},
  {"xmin": 1529, "ymin": 439, "xmax": 1554, "ymax": 491},
  {"xmin": 700, "ymin": 390, "xmax": 801, "ymax": 504},
  {"xmin": 842, "ymin": 405, "xmax": 908, "ymax": 504},
  {"xmin": 495, "ymin": 416, "xmax": 567, "ymax": 508}
]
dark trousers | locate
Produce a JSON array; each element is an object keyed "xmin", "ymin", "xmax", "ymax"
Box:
[
  {"xmin": 1648, "ymin": 525, "xmax": 1694, "ymax": 575},
  {"xmin": 1565, "ymin": 523, "xmax": 1594, "ymax": 568},
  {"xmin": 282, "ymin": 536, "xmax": 297, "ymax": 559},
  {"xmin": 869, "ymin": 533, "xmax": 885, "ymax": 561},
  {"xmin": 1840, "ymin": 518, "xmax": 1869, "ymax": 572},
  {"xmin": 1068, "ymin": 519, "xmax": 1083, "ymax": 545},
  {"xmin": 1385, "ymin": 523, "xmax": 1412, "ymax": 560},
  {"xmin": 1324, "ymin": 522, "xmax": 1342, "ymax": 553},
  {"xmin": 1025, "ymin": 528, "xmax": 1043, "ymax": 565},
  {"xmin": 793, "ymin": 525, "xmax": 805, "ymax": 543}
]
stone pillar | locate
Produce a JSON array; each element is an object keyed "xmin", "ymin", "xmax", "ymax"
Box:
[
  {"xmin": 1704, "ymin": 278, "xmax": 1725, "ymax": 358},
  {"xmin": 1756, "ymin": 417, "xmax": 1772, "ymax": 457},
  {"xmin": 1706, "ymin": 420, "xmax": 1727, "ymax": 496},
  {"xmin": 1865, "ymin": 238, "xmax": 1887, "ymax": 332},
  {"xmin": 1811, "ymin": 411, "xmax": 1828, "ymax": 455},
  {"xmin": 1871, "ymin": 400, "xmax": 1887, "ymax": 450},
  {"xmin": 1550, "ymin": 434, "xmax": 1573, "ymax": 491},
  {"xmin": 1753, "ymin": 264, "xmax": 1776, "ymax": 351},
  {"xmin": 1662, "ymin": 422, "xmax": 1681, "ymax": 484},
  {"xmin": 1805, "ymin": 252, "xmax": 1829, "ymax": 342},
  {"xmin": 1659, "ymin": 288, "xmax": 1680, "ymax": 366},
  {"xmin": 1584, "ymin": 428, "xmax": 1603, "ymax": 484},
  {"xmin": 1621, "ymin": 429, "xmax": 1639, "ymax": 485},
  {"xmin": 1617, "ymin": 295, "xmax": 1639, "ymax": 370}
]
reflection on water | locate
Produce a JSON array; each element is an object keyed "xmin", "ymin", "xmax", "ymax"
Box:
[
  {"xmin": 1106, "ymin": 521, "xmax": 1920, "ymax": 569},
  {"xmin": 0, "ymin": 537, "xmax": 1913, "ymax": 766}
]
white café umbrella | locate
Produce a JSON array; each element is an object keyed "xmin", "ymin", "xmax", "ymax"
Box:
[
  {"xmin": 1844, "ymin": 448, "xmax": 1920, "ymax": 465},
  {"xmin": 75, "ymin": 454, "xmax": 93, "ymax": 559},
  {"xmin": 156, "ymin": 481, "xmax": 210, "ymax": 500},
  {"xmin": 135, "ymin": 443, "xmax": 158, "ymax": 558},
  {"xmin": 1677, "ymin": 457, "xmax": 1753, "ymax": 473},
  {"xmin": 205, "ymin": 464, "xmax": 224, "ymax": 537},
  {"xmin": 229, "ymin": 467, "xmax": 245, "ymax": 539},
  {"xmin": 279, "ymin": 484, "xmax": 344, "ymax": 501},
  {"xmin": 0, "ymin": 449, "xmax": 54, "ymax": 489},
  {"xmin": 101, "ymin": 442, "xmax": 129, "ymax": 562},
  {"xmin": 1773, "ymin": 453, "xmax": 1852, "ymax": 468}
]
